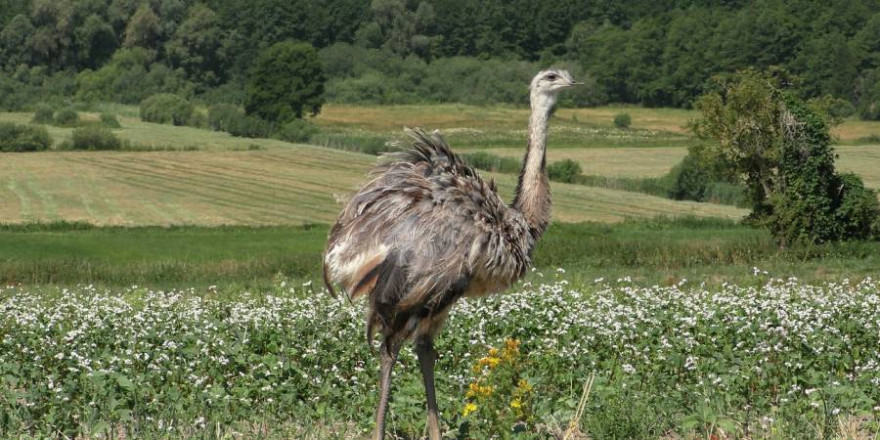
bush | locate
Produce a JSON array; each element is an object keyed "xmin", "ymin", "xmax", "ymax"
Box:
[
  {"xmin": 0, "ymin": 122, "xmax": 52, "ymax": 152},
  {"xmin": 275, "ymin": 118, "xmax": 318, "ymax": 143},
  {"xmin": 100, "ymin": 113, "xmax": 121, "ymax": 128},
  {"xmin": 53, "ymin": 108, "xmax": 79, "ymax": 127},
  {"xmin": 461, "ymin": 151, "xmax": 521, "ymax": 174},
  {"xmin": 309, "ymin": 132, "xmax": 392, "ymax": 155},
  {"xmin": 32, "ymin": 104, "xmax": 54, "ymax": 124},
  {"xmin": 70, "ymin": 125, "xmax": 122, "ymax": 150},
  {"xmin": 668, "ymin": 154, "xmax": 710, "ymax": 201},
  {"xmin": 613, "ymin": 113, "xmax": 632, "ymax": 128},
  {"xmin": 547, "ymin": 159, "xmax": 582, "ymax": 183},
  {"xmin": 226, "ymin": 115, "xmax": 270, "ymax": 138},
  {"xmin": 208, "ymin": 104, "xmax": 243, "ymax": 132},
  {"xmin": 833, "ymin": 173, "xmax": 880, "ymax": 240},
  {"xmin": 139, "ymin": 93, "xmax": 193, "ymax": 126}
]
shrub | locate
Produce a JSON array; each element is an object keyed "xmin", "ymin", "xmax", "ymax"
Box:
[
  {"xmin": 768, "ymin": 95, "xmax": 878, "ymax": 245},
  {"xmin": 547, "ymin": 159, "xmax": 582, "ymax": 183},
  {"xmin": 70, "ymin": 125, "xmax": 122, "ymax": 150},
  {"xmin": 53, "ymin": 108, "xmax": 79, "ymax": 126},
  {"xmin": 32, "ymin": 104, "xmax": 54, "ymax": 124},
  {"xmin": 833, "ymin": 173, "xmax": 880, "ymax": 240},
  {"xmin": 208, "ymin": 104, "xmax": 243, "ymax": 132},
  {"xmin": 275, "ymin": 118, "xmax": 318, "ymax": 143},
  {"xmin": 100, "ymin": 113, "xmax": 121, "ymax": 128},
  {"xmin": 309, "ymin": 132, "xmax": 392, "ymax": 155},
  {"xmin": 613, "ymin": 113, "xmax": 632, "ymax": 128},
  {"xmin": 0, "ymin": 122, "xmax": 52, "ymax": 152},
  {"xmin": 668, "ymin": 154, "xmax": 710, "ymax": 201},
  {"xmin": 461, "ymin": 151, "xmax": 521, "ymax": 174},
  {"xmin": 139, "ymin": 93, "xmax": 193, "ymax": 126},
  {"xmin": 226, "ymin": 115, "xmax": 270, "ymax": 138}
]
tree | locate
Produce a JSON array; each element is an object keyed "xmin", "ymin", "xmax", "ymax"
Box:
[
  {"xmin": 691, "ymin": 68, "xmax": 791, "ymax": 217},
  {"xmin": 75, "ymin": 14, "xmax": 117, "ymax": 69},
  {"xmin": 0, "ymin": 14, "xmax": 34, "ymax": 69},
  {"xmin": 245, "ymin": 41, "xmax": 325, "ymax": 122},
  {"xmin": 165, "ymin": 4, "xmax": 229, "ymax": 89},
  {"xmin": 693, "ymin": 69, "xmax": 879, "ymax": 245},
  {"xmin": 123, "ymin": 4, "xmax": 160, "ymax": 49}
]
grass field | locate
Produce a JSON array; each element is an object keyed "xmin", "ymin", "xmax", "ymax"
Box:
[
  {"xmin": 0, "ymin": 109, "xmax": 748, "ymax": 225},
  {"xmin": 2, "ymin": 219, "xmax": 878, "ymax": 287},
  {"xmin": 2, "ymin": 103, "xmax": 880, "ymax": 439}
]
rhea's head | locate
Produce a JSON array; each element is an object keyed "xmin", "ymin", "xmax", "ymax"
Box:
[
  {"xmin": 530, "ymin": 69, "xmax": 579, "ymax": 95},
  {"xmin": 529, "ymin": 69, "xmax": 579, "ymax": 110}
]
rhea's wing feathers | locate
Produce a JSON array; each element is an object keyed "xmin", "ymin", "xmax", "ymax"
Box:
[{"xmin": 322, "ymin": 127, "xmax": 526, "ymax": 313}]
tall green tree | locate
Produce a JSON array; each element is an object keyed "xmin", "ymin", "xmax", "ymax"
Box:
[
  {"xmin": 693, "ymin": 69, "xmax": 879, "ymax": 244},
  {"xmin": 165, "ymin": 4, "xmax": 229, "ymax": 89},
  {"xmin": 123, "ymin": 4, "xmax": 160, "ymax": 49},
  {"xmin": 245, "ymin": 41, "xmax": 325, "ymax": 122}
]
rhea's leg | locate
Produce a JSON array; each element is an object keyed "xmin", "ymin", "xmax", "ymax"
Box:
[
  {"xmin": 416, "ymin": 337, "xmax": 441, "ymax": 440},
  {"xmin": 373, "ymin": 338, "xmax": 401, "ymax": 440}
]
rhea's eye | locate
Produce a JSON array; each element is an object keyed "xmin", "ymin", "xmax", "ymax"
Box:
[{"xmin": 546, "ymin": 74, "xmax": 558, "ymax": 81}]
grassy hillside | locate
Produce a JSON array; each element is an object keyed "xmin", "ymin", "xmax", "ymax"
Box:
[
  {"xmin": 0, "ymin": 108, "xmax": 747, "ymax": 225},
  {"xmin": 0, "ymin": 148, "xmax": 746, "ymax": 226}
]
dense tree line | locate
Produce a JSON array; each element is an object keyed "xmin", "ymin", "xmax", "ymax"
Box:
[{"xmin": 4, "ymin": 0, "xmax": 880, "ymax": 113}]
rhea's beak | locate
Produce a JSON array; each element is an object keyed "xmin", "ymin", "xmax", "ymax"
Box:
[{"xmin": 569, "ymin": 80, "xmax": 583, "ymax": 86}]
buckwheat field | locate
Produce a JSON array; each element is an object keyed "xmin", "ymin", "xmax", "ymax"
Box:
[{"xmin": 2, "ymin": 271, "xmax": 879, "ymax": 439}]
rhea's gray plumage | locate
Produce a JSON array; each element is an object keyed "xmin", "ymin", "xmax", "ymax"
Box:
[{"xmin": 323, "ymin": 68, "xmax": 579, "ymax": 440}]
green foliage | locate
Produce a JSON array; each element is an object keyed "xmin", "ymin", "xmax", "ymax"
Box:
[
  {"xmin": 461, "ymin": 152, "xmax": 521, "ymax": 174},
  {"xmin": 694, "ymin": 69, "xmax": 879, "ymax": 244},
  {"xmin": 0, "ymin": 122, "xmax": 51, "ymax": 152},
  {"xmin": 613, "ymin": 112, "xmax": 632, "ymax": 128},
  {"xmin": 668, "ymin": 154, "xmax": 711, "ymax": 202},
  {"xmin": 31, "ymin": 104, "xmax": 54, "ymax": 124},
  {"xmin": 226, "ymin": 114, "xmax": 270, "ymax": 138},
  {"xmin": 100, "ymin": 113, "xmax": 121, "ymax": 128},
  {"xmin": 770, "ymin": 97, "xmax": 880, "ymax": 244},
  {"xmin": 308, "ymin": 132, "xmax": 392, "ymax": 155},
  {"xmin": 139, "ymin": 93, "xmax": 193, "ymax": 126},
  {"xmin": 855, "ymin": 67, "xmax": 880, "ymax": 120},
  {"xmin": 207, "ymin": 104, "xmax": 242, "ymax": 132},
  {"xmin": 834, "ymin": 173, "xmax": 880, "ymax": 240},
  {"xmin": 692, "ymin": 69, "xmax": 791, "ymax": 215},
  {"xmin": 165, "ymin": 4, "xmax": 229, "ymax": 90},
  {"xmin": 74, "ymin": 48, "xmax": 192, "ymax": 105},
  {"xmin": 53, "ymin": 108, "xmax": 79, "ymax": 127},
  {"xmin": 70, "ymin": 125, "xmax": 122, "ymax": 151},
  {"xmin": 274, "ymin": 118, "xmax": 318, "ymax": 143},
  {"xmin": 547, "ymin": 159, "xmax": 583, "ymax": 183},
  {"xmin": 245, "ymin": 41, "xmax": 325, "ymax": 123}
]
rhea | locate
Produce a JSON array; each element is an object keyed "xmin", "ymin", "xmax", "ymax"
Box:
[{"xmin": 323, "ymin": 69, "xmax": 579, "ymax": 440}]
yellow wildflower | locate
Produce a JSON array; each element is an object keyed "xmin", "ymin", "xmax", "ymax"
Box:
[
  {"xmin": 488, "ymin": 347, "xmax": 500, "ymax": 357},
  {"xmin": 505, "ymin": 338, "xmax": 520, "ymax": 351},
  {"xmin": 462, "ymin": 402, "xmax": 478, "ymax": 417},
  {"xmin": 510, "ymin": 399, "xmax": 522, "ymax": 409},
  {"xmin": 467, "ymin": 383, "xmax": 480, "ymax": 398},
  {"xmin": 517, "ymin": 379, "xmax": 533, "ymax": 392},
  {"xmin": 486, "ymin": 357, "xmax": 500, "ymax": 369}
]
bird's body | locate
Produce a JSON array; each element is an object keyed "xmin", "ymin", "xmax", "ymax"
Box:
[
  {"xmin": 323, "ymin": 69, "xmax": 578, "ymax": 440},
  {"xmin": 324, "ymin": 130, "xmax": 534, "ymax": 342}
]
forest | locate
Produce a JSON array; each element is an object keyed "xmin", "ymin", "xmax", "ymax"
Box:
[{"xmin": 3, "ymin": 0, "xmax": 880, "ymax": 114}]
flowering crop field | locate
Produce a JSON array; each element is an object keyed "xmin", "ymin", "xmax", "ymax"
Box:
[{"xmin": 2, "ymin": 275, "xmax": 879, "ymax": 439}]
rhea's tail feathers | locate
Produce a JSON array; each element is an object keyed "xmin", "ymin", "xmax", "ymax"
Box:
[
  {"xmin": 377, "ymin": 127, "xmax": 478, "ymax": 179},
  {"xmin": 322, "ymin": 261, "xmax": 338, "ymax": 299}
]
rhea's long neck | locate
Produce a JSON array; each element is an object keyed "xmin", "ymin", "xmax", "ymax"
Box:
[{"xmin": 513, "ymin": 92, "xmax": 554, "ymax": 240}]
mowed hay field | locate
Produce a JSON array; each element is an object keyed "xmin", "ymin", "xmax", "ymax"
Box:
[
  {"xmin": 0, "ymin": 148, "xmax": 746, "ymax": 226},
  {"xmin": 7, "ymin": 102, "xmax": 880, "ymax": 226}
]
